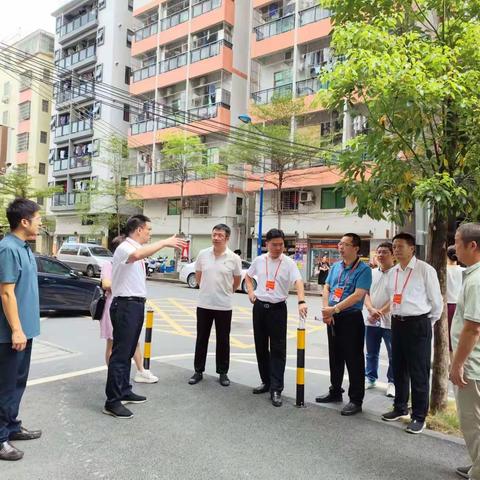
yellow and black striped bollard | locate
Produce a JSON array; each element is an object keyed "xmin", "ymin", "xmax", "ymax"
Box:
[
  {"xmin": 143, "ymin": 309, "xmax": 154, "ymax": 370},
  {"xmin": 296, "ymin": 318, "xmax": 306, "ymax": 408}
]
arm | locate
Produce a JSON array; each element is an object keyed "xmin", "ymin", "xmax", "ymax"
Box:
[
  {"xmin": 127, "ymin": 235, "xmax": 187, "ymax": 263},
  {"xmin": 426, "ymin": 266, "xmax": 443, "ymax": 322},
  {"xmin": 245, "ymin": 274, "xmax": 256, "ymax": 304},
  {"xmin": 324, "ymin": 288, "xmax": 368, "ymax": 314},
  {"xmin": 232, "ymin": 275, "xmax": 242, "ymax": 293},
  {"xmin": 0, "ymin": 283, "xmax": 26, "ymax": 351},
  {"xmin": 294, "ymin": 279, "xmax": 307, "ymax": 318},
  {"xmin": 450, "ymin": 320, "xmax": 480, "ymax": 387},
  {"xmin": 195, "ymin": 271, "xmax": 202, "ymax": 287}
]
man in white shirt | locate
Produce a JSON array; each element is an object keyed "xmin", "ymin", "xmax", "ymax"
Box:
[
  {"xmin": 188, "ymin": 224, "xmax": 242, "ymax": 387},
  {"xmin": 104, "ymin": 215, "xmax": 185, "ymax": 419},
  {"xmin": 245, "ymin": 229, "xmax": 307, "ymax": 407},
  {"xmin": 381, "ymin": 232, "xmax": 443, "ymax": 434}
]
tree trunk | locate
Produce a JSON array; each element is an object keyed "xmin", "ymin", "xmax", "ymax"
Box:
[
  {"xmin": 179, "ymin": 180, "xmax": 184, "ymax": 235},
  {"xmin": 428, "ymin": 207, "xmax": 449, "ymax": 413}
]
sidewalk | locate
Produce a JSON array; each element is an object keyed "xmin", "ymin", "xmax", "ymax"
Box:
[{"xmin": 5, "ymin": 363, "xmax": 466, "ymax": 480}]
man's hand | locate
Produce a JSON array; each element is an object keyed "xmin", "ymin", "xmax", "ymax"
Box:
[
  {"xmin": 450, "ymin": 362, "xmax": 468, "ymax": 388},
  {"xmin": 164, "ymin": 235, "xmax": 188, "ymax": 250},
  {"xmin": 12, "ymin": 329, "xmax": 27, "ymax": 351},
  {"xmin": 322, "ymin": 306, "xmax": 334, "ymax": 325},
  {"xmin": 248, "ymin": 291, "xmax": 256, "ymax": 304},
  {"xmin": 298, "ymin": 302, "xmax": 308, "ymax": 319}
]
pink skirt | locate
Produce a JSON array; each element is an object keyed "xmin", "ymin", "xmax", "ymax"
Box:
[{"xmin": 99, "ymin": 293, "xmax": 113, "ymax": 340}]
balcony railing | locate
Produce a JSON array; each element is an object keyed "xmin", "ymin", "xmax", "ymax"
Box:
[
  {"xmin": 52, "ymin": 192, "xmax": 89, "ymax": 208},
  {"xmin": 55, "ymin": 119, "xmax": 93, "ymax": 139},
  {"xmin": 190, "ymin": 89, "xmax": 231, "ymax": 109},
  {"xmin": 160, "ymin": 8, "xmax": 189, "ymax": 31},
  {"xmin": 296, "ymin": 77, "xmax": 329, "ymax": 96},
  {"xmin": 251, "ymin": 84, "xmax": 293, "ymax": 104},
  {"xmin": 298, "ymin": 5, "xmax": 331, "ymax": 26},
  {"xmin": 56, "ymin": 82, "xmax": 95, "ymax": 104},
  {"xmin": 55, "ymin": 45, "xmax": 96, "ymax": 70},
  {"xmin": 58, "ymin": 10, "xmax": 97, "ymax": 38},
  {"xmin": 190, "ymin": 39, "xmax": 231, "ymax": 63},
  {"xmin": 134, "ymin": 22, "xmax": 158, "ymax": 42},
  {"xmin": 128, "ymin": 169, "xmax": 214, "ymax": 187},
  {"xmin": 159, "ymin": 53, "xmax": 187, "ymax": 73},
  {"xmin": 70, "ymin": 155, "xmax": 92, "ymax": 169},
  {"xmin": 132, "ymin": 64, "xmax": 157, "ymax": 83},
  {"xmin": 53, "ymin": 158, "xmax": 69, "ymax": 172},
  {"xmin": 192, "ymin": 0, "xmax": 221, "ymax": 18},
  {"xmin": 254, "ymin": 15, "xmax": 295, "ymax": 41},
  {"xmin": 128, "ymin": 172, "xmax": 152, "ymax": 187}
]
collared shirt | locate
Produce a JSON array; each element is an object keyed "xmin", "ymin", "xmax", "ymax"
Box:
[
  {"xmin": 247, "ymin": 253, "xmax": 302, "ymax": 304},
  {"xmin": 111, "ymin": 238, "xmax": 146, "ymax": 298},
  {"xmin": 363, "ymin": 266, "xmax": 393, "ymax": 329},
  {"xmin": 386, "ymin": 256, "xmax": 443, "ymax": 321},
  {"xmin": 447, "ymin": 264, "xmax": 465, "ymax": 304},
  {"xmin": 326, "ymin": 258, "xmax": 372, "ymax": 312},
  {"xmin": 451, "ymin": 261, "xmax": 480, "ymax": 380},
  {"xmin": 0, "ymin": 233, "xmax": 40, "ymax": 343},
  {"xmin": 196, "ymin": 247, "xmax": 242, "ymax": 311}
]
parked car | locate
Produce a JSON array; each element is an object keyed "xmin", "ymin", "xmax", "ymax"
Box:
[
  {"xmin": 56, "ymin": 242, "xmax": 113, "ymax": 277},
  {"xmin": 35, "ymin": 255, "xmax": 99, "ymax": 314},
  {"xmin": 179, "ymin": 260, "xmax": 257, "ymax": 293}
]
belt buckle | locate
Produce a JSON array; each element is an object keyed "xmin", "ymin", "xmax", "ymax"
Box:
[{"xmin": 264, "ymin": 303, "xmax": 270, "ymax": 309}]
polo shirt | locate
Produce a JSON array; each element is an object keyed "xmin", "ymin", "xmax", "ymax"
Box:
[
  {"xmin": 111, "ymin": 238, "xmax": 146, "ymax": 298},
  {"xmin": 196, "ymin": 247, "xmax": 242, "ymax": 310},
  {"xmin": 326, "ymin": 258, "xmax": 372, "ymax": 312},
  {"xmin": 451, "ymin": 261, "xmax": 480, "ymax": 381},
  {"xmin": 0, "ymin": 233, "xmax": 40, "ymax": 343}
]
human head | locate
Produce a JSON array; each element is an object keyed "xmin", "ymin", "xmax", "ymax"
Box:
[
  {"xmin": 376, "ymin": 242, "xmax": 394, "ymax": 268},
  {"xmin": 338, "ymin": 233, "xmax": 361, "ymax": 262},
  {"xmin": 125, "ymin": 214, "xmax": 151, "ymax": 245},
  {"xmin": 211, "ymin": 223, "xmax": 230, "ymax": 250},
  {"xmin": 321, "ymin": 254, "xmax": 328, "ymax": 262},
  {"xmin": 266, "ymin": 228, "xmax": 285, "ymax": 259},
  {"xmin": 392, "ymin": 232, "xmax": 416, "ymax": 266},
  {"xmin": 455, "ymin": 223, "xmax": 480, "ymax": 267},
  {"xmin": 110, "ymin": 235, "xmax": 125, "ymax": 254},
  {"xmin": 234, "ymin": 249, "xmax": 241, "ymax": 256},
  {"xmin": 6, "ymin": 198, "xmax": 42, "ymax": 240},
  {"xmin": 446, "ymin": 245, "xmax": 457, "ymax": 264}
]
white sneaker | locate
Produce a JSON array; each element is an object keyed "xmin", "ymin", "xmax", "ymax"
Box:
[
  {"xmin": 386, "ymin": 382, "xmax": 395, "ymax": 398},
  {"xmin": 365, "ymin": 379, "xmax": 376, "ymax": 389},
  {"xmin": 134, "ymin": 369, "xmax": 159, "ymax": 384}
]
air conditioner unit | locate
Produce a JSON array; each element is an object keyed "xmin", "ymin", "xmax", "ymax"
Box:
[{"xmin": 299, "ymin": 191, "xmax": 314, "ymax": 203}]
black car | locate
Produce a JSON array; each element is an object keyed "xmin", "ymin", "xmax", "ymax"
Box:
[{"xmin": 35, "ymin": 255, "xmax": 99, "ymax": 314}]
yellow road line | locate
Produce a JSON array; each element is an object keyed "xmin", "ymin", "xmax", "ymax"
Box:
[{"xmin": 147, "ymin": 300, "xmax": 193, "ymax": 337}]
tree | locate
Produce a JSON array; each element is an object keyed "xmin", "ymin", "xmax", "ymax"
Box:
[{"xmin": 318, "ymin": 0, "xmax": 480, "ymax": 412}]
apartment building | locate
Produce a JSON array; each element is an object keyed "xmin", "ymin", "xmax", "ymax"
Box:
[
  {"xmin": 0, "ymin": 30, "xmax": 55, "ymax": 252},
  {"xmin": 49, "ymin": 0, "xmax": 136, "ymax": 251}
]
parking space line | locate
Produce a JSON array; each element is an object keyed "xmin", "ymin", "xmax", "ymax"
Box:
[{"xmin": 147, "ymin": 300, "xmax": 193, "ymax": 337}]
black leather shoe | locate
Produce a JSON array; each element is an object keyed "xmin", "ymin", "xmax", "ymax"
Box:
[
  {"xmin": 271, "ymin": 391, "xmax": 282, "ymax": 407},
  {"xmin": 315, "ymin": 392, "xmax": 343, "ymax": 403},
  {"xmin": 9, "ymin": 426, "xmax": 42, "ymax": 441},
  {"xmin": 121, "ymin": 393, "xmax": 147, "ymax": 404},
  {"xmin": 188, "ymin": 372, "xmax": 203, "ymax": 385},
  {"xmin": 341, "ymin": 402, "xmax": 362, "ymax": 416},
  {"xmin": 0, "ymin": 441, "xmax": 24, "ymax": 461},
  {"xmin": 253, "ymin": 383, "xmax": 270, "ymax": 394},
  {"xmin": 219, "ymin": 374, "xmax": 230, "ymax": 387}
]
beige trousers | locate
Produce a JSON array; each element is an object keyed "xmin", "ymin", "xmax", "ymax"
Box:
[{"xmin": 455, "ymin": 379, "xmax": 480, "ymax": 480}]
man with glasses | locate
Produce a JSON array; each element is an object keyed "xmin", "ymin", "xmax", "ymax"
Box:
[{"xmin": 316, "ymin": 233, "xmax": 372, "ymax": 416}]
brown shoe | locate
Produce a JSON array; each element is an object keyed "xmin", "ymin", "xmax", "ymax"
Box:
[
  {"xmin": 9, "ymin": 426, "xmax": 42, "ymax": 441},
  {"xmin": 0, "ymin": 441, "xmax": 24, "ymax": 461}
]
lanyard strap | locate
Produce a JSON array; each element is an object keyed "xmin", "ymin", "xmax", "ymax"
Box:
[
  {"xmin": 336, "ymin": 257, "xmax": 360, "ymax": 288},
  {"xmin": 266, "ymin": 255, "xmax": 283, "ymax": 282},
  {"xmin": 394, "ymin": 267, "xmax": 413, "ymax": 295}
]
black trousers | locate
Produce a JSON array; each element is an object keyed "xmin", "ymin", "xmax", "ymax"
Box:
[
  {"xmin": 253, "ymin": 300, "xmax": 287, "ymax": 393},
  {"xmin": 0, "ymin": 339, "xmax": 32, "ymax": 443},
  {"xmin": 327, "ymin": 310, "xmax": 365, "ymax": 405},
  {"xmin": 194, "ymin": 307, "xmax": 232, "ymax": 374},
  {"xmin": 105, "ymin": 298, "xmax": 145, "ymax": 407},
  {"xmin": 392, "ymin": 315, "xmax": 432, "ymax": 422}
]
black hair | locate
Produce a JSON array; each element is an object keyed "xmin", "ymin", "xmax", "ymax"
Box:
[
  {"xmin": 124, "ymin": 214, "xmax": 151, "ymax": 236},
  {"xmin": 6, "ymin": 198, "xmax": 40, "ymax": 230},
  {"xmin": 392, "ymin": 232, "xmax": 416, "ymax": 247},
  {"xmin": 111, "ymin": 235, "xmax": 125, "ymax": 253},
  {"xmin": 343, "ymin": 233, "xmax": 361, "ymax": 248},
  {"xmin": 266, "ymin": 228, "xmax": 285, "ymax": 241},
  {"xmin": 233, "ymin": 249, "xmax": 242, "ymax": 255},
  {"xmin": 377, "ymin": 242, "xmax": 393, "ymax": 254},
  {"xmin": 212, "ymin": 223, "xmax": 231, "ymax": 237}
]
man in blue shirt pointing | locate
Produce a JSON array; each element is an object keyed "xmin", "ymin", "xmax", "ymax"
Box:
[{"xmin": 316, "ymin": 233, "xmax": 372, "ymax": 416}]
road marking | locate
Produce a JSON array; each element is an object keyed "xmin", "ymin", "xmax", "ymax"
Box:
[{"xmin": 147, "ymin": 300, "xmax": 193, "ymax": 337}]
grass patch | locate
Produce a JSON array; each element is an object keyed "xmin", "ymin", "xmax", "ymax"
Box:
[{"xmin": 426, "ymin": 401, "xmax": 462, "ymax": 437}]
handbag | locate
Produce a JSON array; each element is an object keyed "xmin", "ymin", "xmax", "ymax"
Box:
[{"xmin": 90, "ymin": 285, "xmax": 106, "ymax": 320}]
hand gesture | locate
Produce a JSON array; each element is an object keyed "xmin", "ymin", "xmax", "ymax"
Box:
[
  {"xmin": 165, "ymin": 235, "xmax": 188, "ymax": 250},
  {"xmin": 298, "ymin": 303, "xmax": 308, "ymax": 319},
  {"xmin": 12, "ymin": 329, "xmax": 27, "ymax": 351}
]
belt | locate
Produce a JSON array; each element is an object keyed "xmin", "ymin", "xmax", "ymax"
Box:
[
  {"xmin": 392, "ymin": 313, "xmax": 429, "ymax": 322},
  {"xmin": 256, "ymin": 299, "xmax": 286, "ymax": 310},
  {"xmin": 115, "ymin": 296, "xmax": 146, "ymax": 303}
]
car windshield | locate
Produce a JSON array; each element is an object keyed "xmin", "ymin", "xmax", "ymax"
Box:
[{"xmin": 90, "ymin": 247, "xmax": 112, "ymax": 257}]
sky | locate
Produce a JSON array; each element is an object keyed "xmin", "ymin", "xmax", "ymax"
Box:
[{"xmin": 0, "ymin": 0, "xmax": 60, "ymax": 43}]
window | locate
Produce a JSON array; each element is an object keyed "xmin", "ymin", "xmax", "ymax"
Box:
[
  {"xmin": 79, "ymin": 247, "xmax": 91, "ymax": 257},
  {"xmin": 167, "ymin": 198, "xmax": 181, "ymax": 215},
  {"xmin": 128, "ymin": 0, "xmax": 134, "ymax": 11},
  {"xmin": 321, "ymin": 187, "xmax": 346, "ymax": 209},
  {"xmin": 37, "ymin": 196, "xmax": 44, "ymax": 206},
  {"xmin": 38, "ymin": 162, "xmax": 46, "ymax": 174},
  {"xmin": 126, "ymin": 29, "xmax": 134, "ymax": 47},
  {"xmin": 59, "ymin": 245, "xmax": 79, "ymax": 255},
  {"xmin": 236, "ymin": 197, "xmax": 243, "ymax": 215},
  {"xmin": 40, "ymin": 131, "xmax": 48, "ymax": 144},
  {"xmin": 43, "ymin": 68, "xmax": 51, "ymax": 82},
  {"xmin": 280, "ymin": 190, "xmax": 299, "ymax": 211},
  {"xmin": 274, "ymin": 69, "xmax": 292, "ymax": 87},
  {"xmin": 193, "ymin": 197, "xmax": 209, "ymax": 215},
  {"xmin": 19, "ymin": 71, "xmax": 32, "ymax": 91},
  {"xmin": 123, "ymin": 104, "xmax": 130, "ymax": 122},
  {"xmin": 97, "ymin": 27, "xmax": 105, "ymax": 46},
  {"xmin": 205, "ymin": 147, "xmax": 219, "ymax": 165},
  {"xmin": 19, "ymin": 101, "xmax": 31, "ymax": 121},
  {"xmin": 125, "ymin": 66, "xmax": 131, "ymax": 85},
  {"xmin": 17, "ymin": 133, "xmax": 29, "ymax": 152},
  {"xmin": 2, "ymin": 111, "xmax": 8, "ymax": 125},
  {"xmin": 39, "ymin": 258, "xmax": 71, "ymax": 276},
  {"xmin": 42, "ymin": 99, "xmax": 49, "ymax": 113},
  {"xmin": 3, "ymin": 81, "xmax": 10, "ymax": 96},
  {"xmin": 95, "ymin": 64, "xmax": 103, "ymax": 82}
]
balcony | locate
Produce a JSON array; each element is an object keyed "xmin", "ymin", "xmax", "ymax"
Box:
[
  {"xmin": 53, "ymin": 158, "xmax": 69, "ymax": 173},
  {"xmin": 51, "ymin": 192, "xmax": 90, "ymax": 211},
  {"xmin": 135, "ymin": 22, "xmax": 158, "ymax": 42},
  {"xmin": 296, "ymin": 78, "xmax": 329, "ymax": 96},
  {"xmin": 158, "ymin": 53, "xmax": 187, "ymax": 73},
  {"xmin": 56, "ymin": 82, "xmax": 95, "ymax": 106},
  {"xmin": 191, "ymin": 89, "xmax": 231, "ymax": 110},
  {"xmin": 190, "ymin": 39, "xmax": 232, "ymax": 63},
  {"xmin": 192, "ymin": 0, "xmax": 221, "ymax": 18},
  {"xmin": 55, "ymin": 119, "xmax": 93, "ymax": 142},
  {"xmin": 58, "ymin": 10, "xmax": 98, "ymax": 43},
  {"xmin": 298, "ymin": 5, "xmax": 330, "ymax": 27},
  {"xmin": 132, "ymin": 64, "xmax": 157, "ymax": 83},
  {"xmin": 254, "ymin": 15, "xmax": 295, "ymax": 41},
  {"xmin": 70, "ymin": 155, "xmax": 92, "ymax": 172},
  {"xmin": 128, "ymin": 172, "xmax": 152, "ymax": 187},
  {"xmin": 251, "ymin": 84, "xmax": 293, "ymax": 105},
  {"xmin": 128, "ymin": 169, "xmax": 214, "ymax": 187},
  {"xmin": 160, "ymin": 8, "xmax": 189, "ymax": 31},
  {"xmin": 55, "ymin": 45, "xmax": 96, "ymax": 72}
]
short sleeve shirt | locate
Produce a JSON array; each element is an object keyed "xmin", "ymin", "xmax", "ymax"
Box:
[
  {"xmin": 111, "ymin": 238, "xmax": 146, "ymax": 298},
  {"xmin": 247, "ymin": 254, "xmax": 302, "ymax": 303},
  {"xmin": 451, "ymin": 262, "xmax": 480, "ymax": 380},
  {"xmin": 326, "ymin": 259, "xmax": 372, "ymax": 312},
  {"xmin": 0, "ymin": 234, "xmax": 40, "ymax": 343},
  {"xmin": 196, "ymin": 247, "xmax": 242, "ymax": 310}
]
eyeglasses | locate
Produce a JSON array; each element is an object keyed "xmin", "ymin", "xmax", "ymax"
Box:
[{"xmin": 338, "ymin": 242, "xmax": 353, "ymax": 247}]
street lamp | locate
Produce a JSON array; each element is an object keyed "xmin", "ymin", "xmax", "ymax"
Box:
[{"xmin": 238, "ymin": 114, "xmax": 265, "ymax": 257}]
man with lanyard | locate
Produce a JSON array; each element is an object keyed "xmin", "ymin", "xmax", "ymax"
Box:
[
  {"xmin": 188, "ymin": 224, "xmax": 242, "ymax": 387},
  {"xmin": 381, "ymin": 232, "xmax": 442, "ymax": 434},
  {"xmin": 316, "ymin": 233, "xmax": 372, "ymax": 416},
  {"xmin": 245, "ymin": 228, "xmax": 307, "ymax": 407},
  {"xmin": 104, "ymin": 215, "xmax": 185, "ymax": 419},
  {"xmin": 0, "ymin": 199, "xmax": 43, "ymax": 461}
]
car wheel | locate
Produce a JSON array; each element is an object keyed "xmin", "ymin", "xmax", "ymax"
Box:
[
  {"xmin": 187, "ymin": 273, "xmax": 197, "ymax": 289},
  {"xmin": 242, "ymin": 278, "xmax": 257, "ymax": 294},
  {"xmin": 86, "ymin": 265, "xmax": 95, "ymax": 277}
]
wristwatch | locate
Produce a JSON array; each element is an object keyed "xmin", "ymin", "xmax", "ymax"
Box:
[
  {"xmin": 298, "ymin": 300, "xmax": 306, "ymax": 305},
  {"xmin": 334, "ymin": 306, "xmax": 341, "ymax": 314}
]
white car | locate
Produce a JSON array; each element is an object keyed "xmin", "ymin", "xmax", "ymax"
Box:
[{"xmin": 179, "ymin": 260, "xmax": 257, "ymax": 293}]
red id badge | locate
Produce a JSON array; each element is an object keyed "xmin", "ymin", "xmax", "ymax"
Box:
[
  {"xmin": 332, "ymin": 287, "xmax": 344, "ymax": 303},
  {"xmin": 393, "ymin": 293, "xmax": 402, "ymax": 305},
  {"xmin": 266, "ymin": 280, "xmax": 276, "ymax": 290}
]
